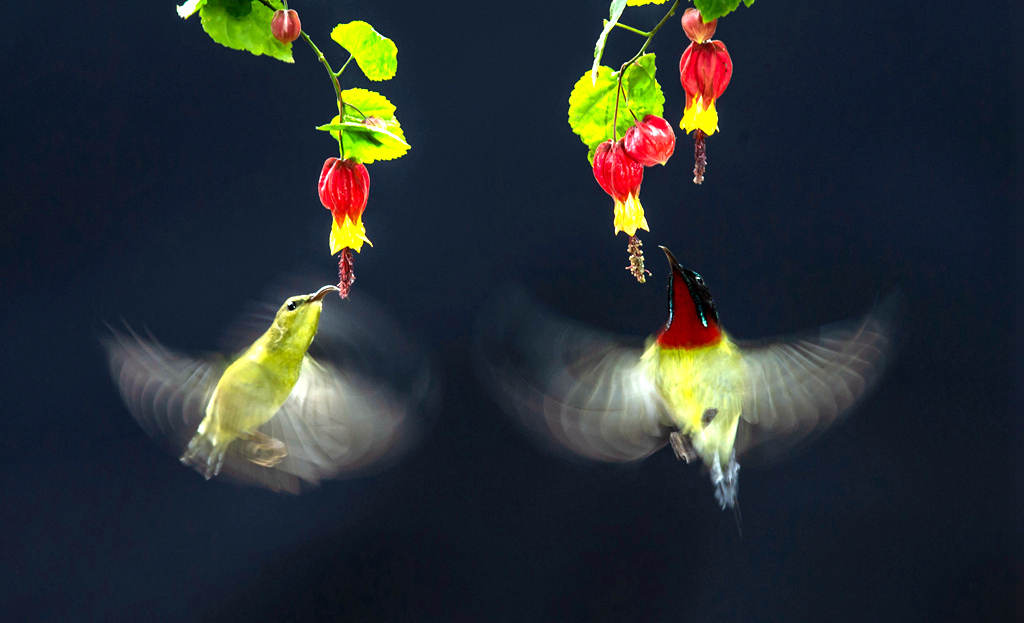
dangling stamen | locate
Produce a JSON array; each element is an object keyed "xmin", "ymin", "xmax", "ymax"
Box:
[
  {"xmin": 337, "ymin": 247, "xmax": 355, "ymax": 298},
  {"xmin": 626, "ymin": 235, "xmax": 650, "ymax": 283},
  {"xmin": 693, "ymin": 128, "xmax": 707, "ymax": 185}
]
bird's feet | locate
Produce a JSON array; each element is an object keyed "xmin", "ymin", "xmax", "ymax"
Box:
[
  {"xmin": 180, "ymin": 434, "xmax": 227, "ymax": 479},
  {"xmin": 238, "ymin": 431, "xmax": 287, "ymax": 468},
  {"xmin": 669, "ymin": 431, "xmax": 697, "ymax": 463}
]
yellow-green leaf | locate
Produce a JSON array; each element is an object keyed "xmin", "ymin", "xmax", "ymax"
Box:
[
  {"xmin": 316, "ymin": 89, "xmax": 409, "ymax": 163},
  {"xmin": 627, "ymin": 0, "xmax": 670, "ymax": 5},
  {"xmin": 568, "ymin": 54, "xmax": 664, "ymax": 154},
  {"xmin": 331, "ymin": 21, "xmax": 398, "ymax": 81}
]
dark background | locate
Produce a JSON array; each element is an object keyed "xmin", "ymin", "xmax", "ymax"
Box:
[{"xmin": 1, "ymin": 0, "xmax": 1020, "ymax": 621}]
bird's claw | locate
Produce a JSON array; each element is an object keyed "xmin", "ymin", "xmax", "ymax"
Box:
[
  {"xmin": 239, "ymin": 431, "xmax": 287, "ymax": 468},
  {"xmin": 669, "ymin": 431, "xmax": 697, "ymax": 463}
]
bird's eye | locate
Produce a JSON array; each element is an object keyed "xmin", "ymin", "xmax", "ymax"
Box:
[
  {"xmin": 694, "ymin": 273, "xmax": 704, "ymax": 285},
  {"xmin": 287, "ymin": 301, "xmax": 297, "ymax": 311}
]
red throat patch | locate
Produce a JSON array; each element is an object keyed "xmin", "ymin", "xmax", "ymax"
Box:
[{"xmin": 657, "ymin": 272, "xmax": 722, "ymax": 349}]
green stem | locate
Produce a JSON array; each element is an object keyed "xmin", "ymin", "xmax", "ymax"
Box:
[
  {"xmin": 611, "ymin": 0, "xmax": 680, "ymax": 137},
  {"xmin": 254, "ymin": 0, "xmax": 343, "ymax": 111},
  {"xmin": 300, "ymin": 32, "xmax": 343, "ymax": 112},
  {"xmin": 610, "ymin": 21, "xmax": 650, "ymax": 37},
  {"xmin": 335, "ymin": 54, "xmax": 353, "ymax": 77},
  {"xmin": 620, "ymin": 0, "xmax": 680, "ymax": 70}
]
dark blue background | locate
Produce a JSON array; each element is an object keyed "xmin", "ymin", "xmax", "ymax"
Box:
[{"xmin": 1, "ymin": 1, "xmax": 1019, "ymax": 620}]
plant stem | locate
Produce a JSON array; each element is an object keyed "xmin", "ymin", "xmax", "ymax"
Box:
[
  {"xmin": 253, "ymin": 0, "xmax": 343, "ymax": 111},
  {"xmin": 335, "ymin": 54, "xmax": 354, "ymax": 77},
  {"xmin": 620, "ymin": 0, "xmax": 680, "ymax": 71},
  {"xmin": 300, "ymin": 32, "xmax": 344, "ymax": 113},
  {"xmin": 609, "ymin": 21, "xmax": 650, "ymax": 37},
  {"xmin": 611, "ymin": 0, "xmax": 680, "ymax": 140}
]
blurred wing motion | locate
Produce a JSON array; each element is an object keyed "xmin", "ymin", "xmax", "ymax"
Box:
[
  {"xmin": 734, "ymin": 295, "xmax": 899, "ymax": 464},
  {"xmin": 105, "ymin": 295, "xmax": 434, "ymax": 493},
  {"xmin": 477, "ymin": 289, "xmax": 672, "ymax": 462}
]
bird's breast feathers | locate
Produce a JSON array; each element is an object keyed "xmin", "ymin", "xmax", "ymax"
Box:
[{"xmin": 643, "ymin": 336, "xmax": 745, "ymax": 451}]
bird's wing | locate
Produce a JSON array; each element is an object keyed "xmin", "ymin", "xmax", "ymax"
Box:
[
  {"xmin": 248, "ymin": 356, "xmax": 417, "ymax": 490},
  {"xmin": 477, "ymin": 289, "xmax": 671, "ymax": 463},
  {"xmin": 103, "ymin": 329, "xmax": 294, "ymax": 491},
  {"xmin": 735, "ymin": 293, "xmax": 899, "ymax": 463},
  {"xmin": 104, "ymin": 329, "xmax": 225, "ymax": 455}
]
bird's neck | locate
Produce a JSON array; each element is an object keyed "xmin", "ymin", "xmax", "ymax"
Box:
[{"xmin": 657, "ymin": 291, "xmax": 722, "ymax": 349}]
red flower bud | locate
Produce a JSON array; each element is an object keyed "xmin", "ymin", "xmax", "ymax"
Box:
[
  {"xmin": 681, "ymin": 8, "xmax": 716, "ymax": 44},
  {"xmin": 319, "ymin": 157, "xmax": 369, "ymax": 223},
  {"xmin": 592, "ymin": 139, "xmax": 643, "ymax": 202},
  {"xmin": 624, "ymin": 115, "xmax": 676, "ymax": 166},
  {"xmin": 364, "ymin": 116, "xmax": 387, "ymax": 130},
  {"xmin": 271, "ymin": 9, "xmax": 301, "ymax": 45}
]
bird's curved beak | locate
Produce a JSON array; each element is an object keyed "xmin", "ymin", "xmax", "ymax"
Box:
[
  {"xmin": 309, "ymin": 285, "xmax": 341, "ymax": 302},
  {"xmin": 659, "ymin": 246, "xmax": 683, "ymax": 271}
]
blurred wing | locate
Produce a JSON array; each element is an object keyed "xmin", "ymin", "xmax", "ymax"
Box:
[
  {"xmin": 735, "ymin": 293, "xmax": 899, "ymax": 463},
  {"xmin": 104, "ymin": 329, "xmax": 225, "ymax": 455},
  {"xmin": 264, "ymin": 357, "xmax": 415, "ymax": 487},
  {"xmin": 477, "ymin": 289, "xmax": 671, "ymax": 462}
]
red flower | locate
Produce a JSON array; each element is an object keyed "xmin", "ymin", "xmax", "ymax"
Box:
[
  {"xmin": 678, "ymin": 9, "xmax": 732, "ymax": 136},
  {"xmin": 318, "ymin": 158, "xmax": 371, "ymax": 253},
  {"xmin": 271, "ymin": 9, "xmax": 302, "ymax": 45},
  {"xmin": 592, "ymin": 139, "xmax": 648, "ymax": 236},
  {"xmin": 624, "ymin": 115, "xmax": 676, "ymax": 166}
]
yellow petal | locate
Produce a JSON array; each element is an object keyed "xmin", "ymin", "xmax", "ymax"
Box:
[
  {"xmin": 613, "ymin": 194, "xmax": 650, "ymax": 236},
  {"xmin": 330, "ymin": 215, "xmax": 373, "ymax": 254},
  {"xmin": 681, "ymin": 97, "xmax": 719, "ymax": 136}
]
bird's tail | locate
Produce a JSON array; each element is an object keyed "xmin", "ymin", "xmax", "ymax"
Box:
[{"xmin": 711, "ymin": 448, "xmax": 740, "ymax": 512}]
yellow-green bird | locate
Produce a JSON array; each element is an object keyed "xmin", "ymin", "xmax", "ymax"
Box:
[
  {"xmin": 479, "ymin": 248, "xmax": 897, "ymax": 510},
  {"xmin": 106, "ymin": 284, "xmax": 430, "ymax": 493}
]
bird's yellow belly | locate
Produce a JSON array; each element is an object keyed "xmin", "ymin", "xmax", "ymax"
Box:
[
  {"xmin": 644, "ymin": 337, "xmax": 745, "ymax": 463},
  {"xmin": 200, "ymin": 358, "xmax": 298, "ymax": 445}
]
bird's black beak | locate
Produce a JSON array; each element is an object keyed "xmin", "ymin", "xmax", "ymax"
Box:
[
  {"xmin": 309, "ymin": 285, "xmax": 340, "ymax": 302},
  {"xmin": 659, "ymin": 246, "xmax": 683, "ymax": 272}
]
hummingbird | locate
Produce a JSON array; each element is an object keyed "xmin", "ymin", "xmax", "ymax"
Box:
[
  {"xmin": 105, "ymin": 284, "xmax": 433, "ymax": 493},
  {"xmin": 478, "ymin": 247, "xmax": 897, "ymax": 511}
]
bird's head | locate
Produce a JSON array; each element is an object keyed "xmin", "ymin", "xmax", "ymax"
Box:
[
  {"xmin": 656, "ymin": 247, "xmax": 722, "ymax": 349},
  {"xmin": 268, "ymin": 284, "xmax": 340, "ymax": 351}
]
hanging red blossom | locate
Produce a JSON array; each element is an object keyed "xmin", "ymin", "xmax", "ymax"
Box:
[
  {"xmin": 624, "ymin": 114, "xmax": 676, "ymax": 166},
  {"xmin": 318, "ymin": 157, "xmax": 372, "ymax": 254},
  {"xmin": 592, "ymin": 139, "xmax": 648, "ymax": 236},
  {"xmin": 678, "ymin": 9, "xmax": 733, "ymax": 137}
]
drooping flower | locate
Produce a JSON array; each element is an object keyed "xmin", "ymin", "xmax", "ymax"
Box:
[
  {"xmin": 679, "ymin": 9, "xmax": 733, "ymax": 136},
  {"xmin": 593, "ymin": 139, "xmax": 648, "ymax": 236},
  {"xmin": 271, "ymin": 9, "xmax": 302, "ymax": 45},
  {"xmin": 318, "ymin": 157, "xmax": 372, "ymax": 253},
  {"xmin": 624, "ymin": 114, "xmax": 676, "ymax": 166}
]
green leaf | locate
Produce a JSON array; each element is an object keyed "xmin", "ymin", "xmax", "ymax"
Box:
[
  {"xmin": 331, "ymin": 21, "xmax": 398, "ymax": 81},
  {"xmin": 693, "ymin": 0, "xmax": 755, "ymax": 22},
  {"xmin": 198, "ymin": 0, "xmax": 294, "ymax": 63},
  {"xmin": 316, "ymin": 88, "xmax": 409, "ymax": 163},
  {"xmin": 591, "ymin": 0, "xmax": 628, "ymax": 84},
  {"xmin": 568, "ymin": 54, "xmax": 664, "ymax": 155}
]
